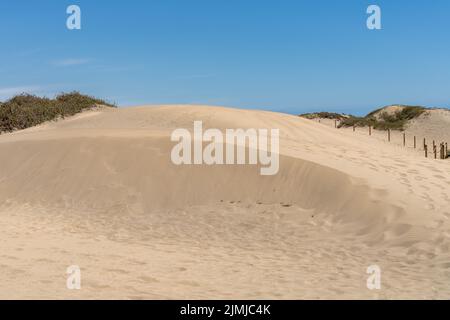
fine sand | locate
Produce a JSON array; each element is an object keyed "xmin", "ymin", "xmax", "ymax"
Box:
[{"xmin": 0, "ymin": 105, "xmax": 449, "ymax": 299}]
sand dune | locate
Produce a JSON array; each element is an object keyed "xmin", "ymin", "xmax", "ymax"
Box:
[
  {"xmin": 407, "ymin": 108, "xmax": 450, "ymax": 145},
  {"xmin": 1, "ymin": 105, "xmax": 449, "ymax": 299}
]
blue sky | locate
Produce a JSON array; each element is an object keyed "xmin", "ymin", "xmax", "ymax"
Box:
[{"xmin": 1, "ymin": 0, "xmax": 449, "ymax": 115}]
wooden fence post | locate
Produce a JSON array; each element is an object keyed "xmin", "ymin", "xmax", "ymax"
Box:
[
  {"xmin": 403, "ymin": 132, "xmax": 406, "ymax": 147},
  {"xmin": 441, "ymin": 143, "xmax": 445, "ymax": 159},
  {"xmin": 425, "ymin": 145, "xmax": 428, "ymax": 158},
  {"xmin": 446, "ymin": 143, "xmax": 448, "ymax": 158},
  {"xmin": 434, "ymin": 145, "xmax": 437, "ymax": 159},
  {"xmin": 388, "ymin": 129, "xmax": 391, "ymax": 142},
  {"xmin": 369, "ymin": 125, "xmax": 372, "ymax": 136},
  {"xmin": 334, "ymin": 120, "xmax": 337, "ymax": 128},
  {"xmin": 353, "ymin": 125, "xmax": 355, "ymax": 132},
  {"xmin": 414, "ymin": 136, "xmax": 416, "ymax": 149},
  {"xmin": 423, "ymin": 138, "xmax": 426, "ymax": 149}
]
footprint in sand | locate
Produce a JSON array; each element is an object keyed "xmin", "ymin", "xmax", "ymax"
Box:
[{"xmin": 138, "ymin": 276, "xmax": 159, "ymax": 283}]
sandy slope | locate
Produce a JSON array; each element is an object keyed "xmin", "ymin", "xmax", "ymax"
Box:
[
  {"xmin": 0, "ymin": 105, "xmax": 449, "ymax": 299},
  {"xmin": 315, "ymin": 108, "xmax": 450, "ymax": 151},
  {"xmin": 407, "ymin": 109, "xmax": 450, "ymax": 145}
]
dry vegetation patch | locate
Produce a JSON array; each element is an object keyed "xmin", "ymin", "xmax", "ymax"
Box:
[{"xmin": 0, "ymin": 92, "xmax": 116, "ymax": 133}]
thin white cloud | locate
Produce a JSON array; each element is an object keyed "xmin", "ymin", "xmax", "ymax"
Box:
[
  {"xmin": 51, "ymin": 58, "xmax": 91, "ymax": 67},
  {"xmin": 0, "ymin": 86, "xmax": 43, "ymax": 101}
]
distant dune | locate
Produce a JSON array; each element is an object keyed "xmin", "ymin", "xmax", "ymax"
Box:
[
  {"xmin": 369, "ymin": 105, "xmax": 450, "ymax": 143},
  {"xmin": 1, "ymin": 105, "xmax": 449, "ymax": 299},
  {"xmin": 302, "ymin": 105, "xmax": 450, "ymax": 157},
  {"xmin": 407, "ymin": 108, "xmax": 450, "ymax": 146}
]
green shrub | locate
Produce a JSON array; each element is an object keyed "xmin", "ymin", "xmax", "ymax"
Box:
[
  {"xmin": 339, "ymin": 106, "xmax": 426, "ymax": 131},
  {"xmin": 299, "ymin": 112, "xmax": 347, "ymax": 120},
  {"xmin": 0, "ymin": 92, "xmax": 116, "ymax": 133},
  {"xmin": 338, "ymin": 116, "xmax": 376, "ymax": 128}
]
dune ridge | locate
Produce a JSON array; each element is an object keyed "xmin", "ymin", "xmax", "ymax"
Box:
[{"xmin": 0, "ymin": 105, "xmax": 449, "ymax": 299}]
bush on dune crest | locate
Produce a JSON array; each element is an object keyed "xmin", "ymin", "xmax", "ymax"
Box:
[
  {"xmin": 0, "ymin": 92, "xmax": 116, "ymax": 133},
  {"xmin": 299, "ymin": 112, "xmax": 348, "ymax": 120},
  {"xmin": 338, "ymin": 106, "xmax": 426, "ymax": 130}
]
